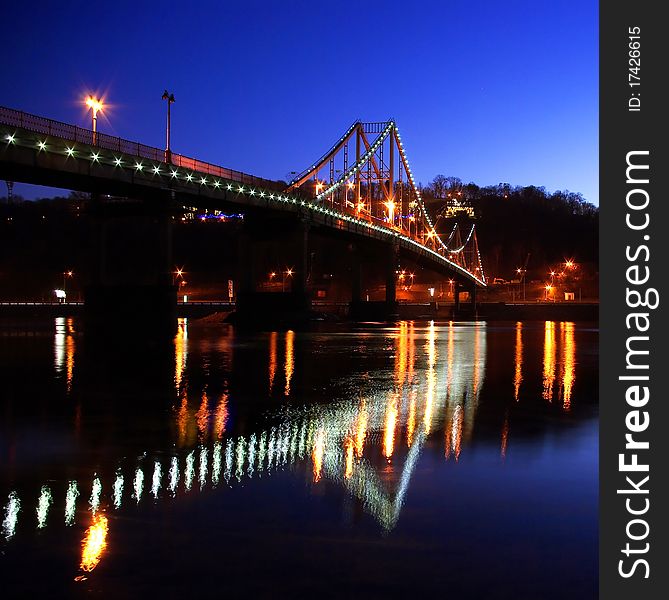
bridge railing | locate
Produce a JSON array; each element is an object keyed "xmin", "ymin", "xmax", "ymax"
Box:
[{"xmin": 0, "ymin": 105, "xmax": 283, "ymax": 191}]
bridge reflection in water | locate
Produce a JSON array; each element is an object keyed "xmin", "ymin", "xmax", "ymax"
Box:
[{"xmin": 2, "ymin": 318, "xmax": 581, "ymax": 578}]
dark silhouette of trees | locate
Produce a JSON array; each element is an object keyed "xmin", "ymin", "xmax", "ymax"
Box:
[{"xmin": 421, "ymin": 176, "xmax": 598, "ymax": 281}]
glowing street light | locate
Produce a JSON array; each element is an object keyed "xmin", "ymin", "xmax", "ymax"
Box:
[
  {"xmin": 172, "ymin": 267, "xmax": 185, "ymax": 285},
  {"xmin": 85, "ymin": 96, "xmax": 104, "ymax": 145},
  {"xmin": 385, "ymin": 200, "xmax": 396, "ymax": 225},
  {"xmin": 63, "ymin": 270, "xmax": 74, "ymax": 292},
  {"xmin": 162, "ymin": 90, "xmax": 175, "ymax": 163},
  {"xmin": 516, "ymin": 268, "xmax": 526, "ymax": 301},
  {"xmin": 282, "ymin": 268, "xmax": 293, "ymax": 292}
]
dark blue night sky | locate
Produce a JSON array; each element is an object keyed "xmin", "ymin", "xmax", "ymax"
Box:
[{"xmin": 2, "ymin": 0, "xmax": 598, "ymax": 203}]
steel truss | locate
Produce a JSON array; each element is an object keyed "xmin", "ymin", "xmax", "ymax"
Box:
[{"xmin": 286, "ymin": 120, "xmax": 485, "ymax": 282}]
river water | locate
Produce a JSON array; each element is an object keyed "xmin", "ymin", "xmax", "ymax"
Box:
[{"xmin": 0, "ymin": 318, "xmax": 597, "ymax": 598}]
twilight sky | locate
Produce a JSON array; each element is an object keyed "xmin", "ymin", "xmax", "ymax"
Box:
[{"xmin": 2, "ymin": 0, "xmax": 598, "ymax": 204}]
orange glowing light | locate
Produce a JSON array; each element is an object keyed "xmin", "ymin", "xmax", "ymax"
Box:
[
  {"xmin": 542, "ymin": 321, "xmax": 556, "ymax": 401},
  {"xmin": 214, "ymin": 393, "xmax": 228, "ymax": 439},
  {"xmin": 513, "ymin": 322, "xmax": 523, "ymax": 401},
  {"xmin": 561, "ymin": 322, "xmax": 576, "ymax": 411},
  {"xmin": 268, "ymin": 331, "xmax": 278, "ymax": 393},
  {"xmin": 344, "ymin": 437, "xmax": 354, "ymax": 479},
  {"xmin": 195, "ymin": 392, "xmax": 210, "ymax": 441},
  {"xmin": 284, "ymin": 329, "xmax": 294, "ymax": 396},
  {"xmin": 79, "ymin": 513, "xmax": 109, "ymax": 575},
  {"xmin": 355, "ymin": 403, "xmax": 367, "ymax": 457},
  {"xmin": 383, "ymin": 395, "xmax": 398, "ymax": 460},
  {"xmin": 406, "ymin": 395, "xmax": 416, "ymax": 447},
  {"xmin": 312, "ymin": 428, "xmax": 325, "ymax": 482},
  {"xmin": 85, "ymin": 95, "xmax": 104, "ymax": 114}
]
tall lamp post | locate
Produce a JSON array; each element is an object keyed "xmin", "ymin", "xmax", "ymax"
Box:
[
  {"xmin": 516, "ymin": 268, "xmax": 526, "ymax": 301},
  {"xmin": 282, "ymin": 268, "xmax": 293, "ymax": 292},
  {"xmin": 63, "ymin": 270, "xmax": 73, "ymax": 301},
  {"xmin": 85, "ymin": 96, "xmax": 104, "ymax": 145},
  {"xmin": 162, "ymin": 90, "xmax": 175, "ymax": 163}
]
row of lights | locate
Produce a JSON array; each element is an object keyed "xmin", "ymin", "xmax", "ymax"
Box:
[
  {"xmin": 77, "ymin": 96, "xmax": 458, "ymax": 266},
  {"xmin": 6, "ymin": 128, "xmax": 484, "ymax": 285},
  {"xmin": 291, "ymin": 120, "xmax": 361, "ymax": 187},
  {"xmin": 3, "ymin": 109, "xmax": 486, "ymax": 285},
  {"xmin": 307, "ymin": 121, "xmax": 463, "ymax": 262}
]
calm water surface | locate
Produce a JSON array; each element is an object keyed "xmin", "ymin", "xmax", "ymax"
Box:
[{"xmin": 0, "ymin": 319, "xmax": 598, "ymax": 599}]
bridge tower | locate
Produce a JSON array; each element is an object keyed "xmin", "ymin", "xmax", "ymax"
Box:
[{"xmin": 84, "ymin": 192, "xmax": 177, "ymax": 335}]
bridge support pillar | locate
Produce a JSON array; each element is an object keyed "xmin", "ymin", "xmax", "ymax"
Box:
[
  {"xmin": 84, "ymin": 195, "xmax": 176, "ymax": 336},
  {"xmin": 384, "ymin": 242, "xmax": 399, "ymax": 318},
  {"xmin": 351, "ymin": 257, "xmax": 362, "ymax": 304},
  {"xmin": 454, "ymin": 282, "xmax": 462, "ymax": 312},
  {"xmin": 235, "ymin": 216, "xmax": 312, "ymax": 325}
]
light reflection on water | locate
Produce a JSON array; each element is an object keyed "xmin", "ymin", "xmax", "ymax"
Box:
[
  {"xmin": 4, "ymin": 319, "xmax": 586, "ymax": 528},
  {"xmin": 0, "ymin": 318, "xmax": 596, "ymax": 594}
]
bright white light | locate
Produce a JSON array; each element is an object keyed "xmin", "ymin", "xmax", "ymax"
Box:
[
  {"xmin": 3, "ymin": 492, "xmax": 20, "ymax": 540},
  {"xmin": 212, "ymin": 442, "xmax": 222, "ymax": 487},
  {"xmin": 36, "ymin": 485, "xmax": 53, "ymax": 529},
  {"xmin": 89, "ymin": 476, "xmax": 102, "ymax": 514},
  {"xmin": 113, "ymin": 472, "xmax": 124, "ymax": 509},
  {"xmin": 199, "ymin": 447, "xmax": 208, "ymax": 489},
  {"xmin": 151, "ymin": 461, "xmax": 162, "ymax": 499},
  {"xmin": 133, "ymin": 467, "xmax": 144, "ymax": 502},
  {"xmin": 168, "ymin": 457, "xmax": 179, "ymax": 495},
  {"xmin": 185, "ymin": 451, "xmax": 195, "ymax": 491},
  {"xmin": 65, "ymin": 481, "xmax": 79, "ymax": 525},
  {"xmin": 224, "ymin": 441, "xmax": 233, "ymax": 482}
]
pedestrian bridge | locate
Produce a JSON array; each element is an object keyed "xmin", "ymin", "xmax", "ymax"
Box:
[{"xmin": 0, "ymin": 106, "xmax": 485, "ymax": 288}]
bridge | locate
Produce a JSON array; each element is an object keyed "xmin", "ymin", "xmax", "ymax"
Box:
[{"xmin": 0, "ymin": 105, "xmax": 485, "ymax": 327}]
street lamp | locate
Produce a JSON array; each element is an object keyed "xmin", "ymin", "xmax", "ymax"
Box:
[
  {"xmin": 282, "ymin": 268, "xmax": 293, "ymax": 292},
  {"xmin": 516, "ymin": 268, "xmax": 526, "ymax": 301},
  {"xmin": 63, "ymin": 270, "xmax": 73, "ymax": 292},
  {"xmin": 173, "ymin": 267, "xmax": 185, "ymax": 285},
  {"xmin": 162, "ymin": 90, "xmax": 175, "ymax": 163},
  {"xmin": 85, "ymin": 96, "xmax": 103, "ymax": 145}
]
